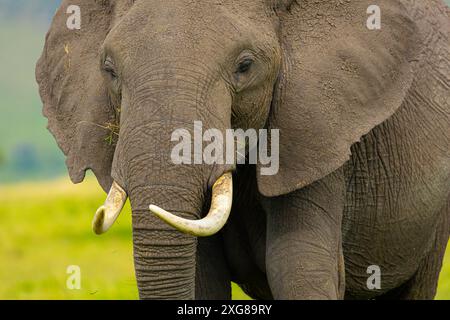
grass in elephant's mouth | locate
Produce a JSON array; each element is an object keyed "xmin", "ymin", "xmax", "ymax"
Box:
[
  {"xmin": 103, "ymin": 122, "xmax": 120, "ymax": 146},
  {"xmin": 0, "ymin": 176, "xmax": 251, "ymax": 300},
  {"xmin": 104, "ymin": 106, "xmax": 121, "ymax": 146}
]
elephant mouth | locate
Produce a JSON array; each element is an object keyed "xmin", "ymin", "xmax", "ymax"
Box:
[{"xmin": 92, "ymin": 172, "xmax": 233, "ymax": 237}]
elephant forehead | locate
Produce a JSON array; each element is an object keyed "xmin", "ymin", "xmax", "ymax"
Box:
[{"xmin": 104, "ymin": 0, "xmax": 276, "ymax": 55}]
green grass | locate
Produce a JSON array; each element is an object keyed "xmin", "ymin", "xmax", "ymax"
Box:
[
  {"xmin": 1, "ymin": 177, "xmax": 450, "ymax": 300},
  {"xmin": 436, "ymin": 249, "xmax": 450, "ymax": 300},
  {"xmin": 0, "ymin": 177, "xmax": 250, "ymax": 300}
]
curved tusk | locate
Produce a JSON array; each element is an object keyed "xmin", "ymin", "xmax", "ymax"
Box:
[
  {"xmin": 92, "ymin": 181, "xmax": 128, "ymax": 235},
  {"xmin": 149, "ymin": 172, "xmax": 233, "ymax": 237}
]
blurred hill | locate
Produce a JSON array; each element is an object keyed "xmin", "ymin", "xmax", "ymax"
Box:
[
  {"xmin": 0, "ymin": 0, "xmax": 64, "ymax": 183},
  {"xmin": 0, "ymin": 0, "xmax": 60, "ymax": 22}
]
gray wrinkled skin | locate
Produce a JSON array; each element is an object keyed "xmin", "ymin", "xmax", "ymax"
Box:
[{"xmin": 36, "ymin": 0, "xmax": 450, "ymax": 299}]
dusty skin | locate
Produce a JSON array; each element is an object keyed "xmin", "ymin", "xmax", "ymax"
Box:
[{"xmin": 36, "ymin": 0, "xmax": 450, "ymax": 299}]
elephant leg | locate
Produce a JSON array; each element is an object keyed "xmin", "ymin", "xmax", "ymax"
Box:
[
  {"xmin": 195, "ymin": 234, "xmax": 232, "ymax": 300},
  {"xmin": 263, "ymin": 169, "xmax": 346, "ymax": 300},
  {"xmin": 376, "ymin": 199, "xmax": 450, "ymax": 300}
]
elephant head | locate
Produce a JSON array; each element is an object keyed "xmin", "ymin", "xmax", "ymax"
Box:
[{"xmin": 36, "ymin": 0, "xmax": 419, "ymax": 299}]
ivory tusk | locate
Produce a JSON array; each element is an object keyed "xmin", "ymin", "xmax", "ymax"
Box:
[
  {"xmin": 149, "ymin": 172, "xmax": 233, "ymax": 237},
  {"xmin": 92, "ymin": 181, "xmax": 128, "ymax": 235}
]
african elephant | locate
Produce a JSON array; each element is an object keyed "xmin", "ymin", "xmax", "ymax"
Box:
[{"xmin": 36, "ymin": 0, "xmax": 450, "ymax": 300}]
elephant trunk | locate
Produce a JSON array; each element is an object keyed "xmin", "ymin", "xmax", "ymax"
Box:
[
  {"xmin": 129, "ymin": 186, "xmax": 199, "ymax": 299},
  {"xmin": 132, "ymin": 225, "xmax": 196, "ymax": 299},
  {"xmin": 114, "ymin": 130, "xmax": 207, "ymax": 299}
]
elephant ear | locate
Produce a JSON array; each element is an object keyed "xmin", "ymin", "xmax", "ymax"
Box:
[
  {"xmin": 36, "ymin": 0, "xmax": 116, "ymax": 192},
  {"xmin": 258, "ymin": 0, "xmax": 420, "ymax": 197}
]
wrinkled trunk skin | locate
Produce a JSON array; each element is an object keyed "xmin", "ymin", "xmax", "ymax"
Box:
[
  {"xmin": 130, "ymin": 186, "xmax": 200, "ymax": 299},
  {"xmin": 116, "ymin": 121, "xmax": 207, "ymax": 299},
  {"xmin": 110, "ymin": 64, "xmax": 231, "ymax": 299}
]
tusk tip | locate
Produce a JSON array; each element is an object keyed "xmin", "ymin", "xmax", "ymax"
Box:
[
  {"xmin": 92, "ymin": 206, "xmax": 106, "ymax": 235},
  {"xmin": 92, "ymin": 181, "xmax": 127, "ymax": 236}
]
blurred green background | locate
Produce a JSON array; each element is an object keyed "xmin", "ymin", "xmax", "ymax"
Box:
[{"xmin": 0, "ymin": 0, "xmax": 449, "ymax": 300}]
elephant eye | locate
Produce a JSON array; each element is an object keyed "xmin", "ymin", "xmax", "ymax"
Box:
[
  {"xmin": 236, "ymin": 58, "xmax": 254, "ymax": 74},
  {"xmin": 103, "ymin": 56, "xmax": 117, "ymax": 79}
]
